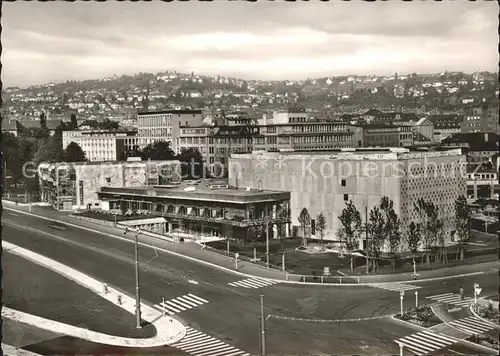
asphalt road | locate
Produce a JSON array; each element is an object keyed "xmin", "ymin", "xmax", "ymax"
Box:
[{"xmin": 2, "ymin": 209, "xmax": 497, "ymax": 355}]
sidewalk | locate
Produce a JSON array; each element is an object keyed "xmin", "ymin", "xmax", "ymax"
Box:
[
  {"xmin": 3, "ymin": 201, "xmax": 498, "ymax": 285},
  {"xmin": 3, "ymin": 240, "xmax": 186, "ymax": 348},
  {"xmin": 2, "ymin": 344, "xmax": 43, "ymax": 356}
]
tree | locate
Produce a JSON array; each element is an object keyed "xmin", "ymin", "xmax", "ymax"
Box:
[
  {"xmin": 413, "ymin": 198, "xmax": 443, "ymax": 265},
  {"xmin": 34, "ymin": 135, "xmax": 64, "ymax": 164},
  {"xmin": 40, "ymin": 112, "xmax": 47, "ymax": 129},
  {"xmin": 454, "ymin": 195, "xmax": 470, "ymax": 260},
  {"xmin": 297, "ymin": 207, "xmax": 311, "ymax": 248},
  {"xmin": 98, "ymin": 118, "xmax": 119, "ymax": 130},
  {"xmin": 176, "ymin": 147, "xmax": 204, "ymax": 179},
  {"xmin": 381, "ymin": 197, "xmax": 401, "ymax": 271},
  {"xmin": 406, "ymin": 221, "xmax": 420, "ymax": 254},
  {"xmin": 316, "ymin": 212, "xmax": 327, "ymax": 250},
  {"xmin": 367, "ymin": 206, "xmax": 385, "ymax": 272},
  {"xmin": 139, "ymin": 141, "xmax": 176, "ymax": 161},
  {"xmin": 338, "ymin": 201, "xmax": 362, "ymax": 271},
  {"xmin": 1, "ymin": 132, "xmax": 23, "ymax": 187},
  {"xmin": 64, "ymin": 142, "xmax": 87, "ymax": 162},
  {"xmin": 70, "ymin": 114, "xmax": 78, "ymax": 130}
]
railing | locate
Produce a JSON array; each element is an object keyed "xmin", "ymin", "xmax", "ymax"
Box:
[{"xmin": 285, "ymin": 273, "xmax": 361, "ymax": 284}]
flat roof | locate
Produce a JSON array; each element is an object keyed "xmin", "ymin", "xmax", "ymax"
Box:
[
  {"xmin": 231, "ymin": 148, "xmax": 464, "ymax": 160},
  {"xmin": 138, "ymin": 110, "xmax": 203, "ymax": 115},
  {"xmin": 98, "ymin": 179, "xmax": 290, "ymax": 204}
]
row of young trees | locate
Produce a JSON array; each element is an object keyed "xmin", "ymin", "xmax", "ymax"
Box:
[{"xmin": 336, "ymin": 195, "xmax": 471, "ymax": 272}]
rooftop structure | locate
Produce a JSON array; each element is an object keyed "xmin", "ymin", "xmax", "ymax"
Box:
[{"xmin": 96, "ymin": 179, "xmax": 291, "ymax": 241}]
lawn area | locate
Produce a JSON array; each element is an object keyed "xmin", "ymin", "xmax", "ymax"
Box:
[
  {"xmin": 340, "ymin": 252, "xmax": 497, "ymax": 276},
  {"xmin": 207, "ymin": 239, "xmax": 365, "ymax": 276},
  {"xmin": 3, "ymin": 252, "xmax": 156, "ymax": 339}
]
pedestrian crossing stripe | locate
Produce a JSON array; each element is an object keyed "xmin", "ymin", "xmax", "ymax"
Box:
[
  {"xmin": 370, "ymin": 282, "xmax": 422, "ymax": 292},
  {"xmin": 448, "ymin": 316, "xmax": 495, "ymax": 335},
  {"xmin": 426, "ymin": 293, "xmax": 474, "ymax": 307},
  {"xmin": 228, "ymin": 277, "xmax": 279, "ymax": 289},
  {"xmin": 153, "ymin": 294, "xmax": 208, "ymax": 315},
  {"xmin": 396, "ymin": 330, "xmax": 456, "ymax": 355},
  {"xmin": 171, "ymin": 326, "xmax": 251, "ymax": 356}
]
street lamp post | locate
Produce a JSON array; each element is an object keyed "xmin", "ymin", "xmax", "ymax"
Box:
[
  {"xmin": 400, "ymin": 291, "xmax": 405, "ymax": 316},
  {"xmin": 266, "ymin": 221, "xmax": 270, "ymax": 269},
  {"xmin": 260, "ymin": 294, "xmax": 266, "ymax": 356},
  {"xmin": 125, "ymin": 227, "xmax": 142, "ymax": 329},
  {"xmin": 365, "ymin": 206, "xmax": 369, "ymax": 274},
  {"xmin": 134, "ymin": 229, "xmax": 142, "ymax": 328}
]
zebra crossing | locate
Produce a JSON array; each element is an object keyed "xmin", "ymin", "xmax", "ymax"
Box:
[
  {"xmin": 448, "ymin": 316, "xmax": 495, "ymax": 335},
  {"xmin": 426, "ymin": 293, "xmax": 473, "ymax": 307},
  {"xmin": 370, "ymin": 282, "xmax": 421, "ymax": 292},
  {"xmin": 396, "ymin": 330, "xmax": 457, "ymax": 355},
  {"xmin": 152, "ymin": 294, "xmax": 208, "ymax": 315},
  {"xmin": 171, "ymin": 326, "xmax": 251, "ymax": 356},
  {"xmin": 228, "ymin": 277, "xmax": 279, "ymax": 289}
]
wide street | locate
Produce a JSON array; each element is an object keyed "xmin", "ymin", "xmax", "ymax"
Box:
[{"xmin": 3, "ymin": 208, "xmax": 497, "ymax": 355}]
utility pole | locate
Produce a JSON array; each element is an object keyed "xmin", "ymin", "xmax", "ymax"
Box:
[
  {"xmin": 134, "ymin": 229, "xmax": 142, "ymax": 328},
  {"xmin": 365, "ymin": 206, "xmax": 369, "ymax": 274},
  {"xmin": 125, "ymin": 227, "xmax": 142, "ymax": 329},
  {"xmin": 266, "ymin": 221, "xmax": 270, "ymax": 269},
  {"xmin": 260, "ymin": 294, "xmax": 266, "ymax": 356}
]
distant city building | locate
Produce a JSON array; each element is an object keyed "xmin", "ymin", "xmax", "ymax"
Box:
[
  {"xmin": 38, "ymin": 160, "xmax": 181, "ymax": 210},
  {"xmin": 1, "ymin": 119, "xmax": 21, "ymax": 137},
  {"xmin": 229, "ymin": 148, "xmax": 467, "ymax": 251},
  {"xmin": 136, "ymin": 109, "xmax": 204, "ymax": 153},
  {"xmin": 178, "ymin": 122, "xmax": 355, "ymax": 168},
  {"xmin": 62, "ymin": 129, "xmax": 138, "ymax": 161},
  {"xmin": 17, "ymin": 119, "xmax": 62, "ymax": 136},
  {"xmin": 461, "ymin": 105, "xmax": 499, "ymax": 134},
  {"xmin": 428, "ymin": 114, "xmax": 463, "ymax": 142},
  {"xmin": 351, "ymin": 123, "xmax": 414, "ymax": 147}
]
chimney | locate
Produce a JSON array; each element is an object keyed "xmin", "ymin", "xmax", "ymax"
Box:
[{"xmin": 484, "ymin": 133, "xmax": 489, "ymax": 142}]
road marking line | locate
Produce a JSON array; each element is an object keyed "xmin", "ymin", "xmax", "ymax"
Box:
[
  {"xmin": 187, "ymin": 293, "xmax": 209, "ymax": 303},
  {"xmin": 173, "ymin": 296, "xmax": 199, "ymax": 308},
  {"xmin": 420, "ymin": 330, "xmax": 456, "ymax": 343},
  {"xmin": 182, "ymin": 295, "xmax": 205, "ymax": 305},
  {"xmin": 409, "ymin": 334, "xmax": 447, "ymax": 348},
  {"xmin": 429, "ymin": 292, "xmax": 455, "ymax": 298},
  {"xmin": 163, "ymin": 300, "xmax": 184, "ymax": 312}
]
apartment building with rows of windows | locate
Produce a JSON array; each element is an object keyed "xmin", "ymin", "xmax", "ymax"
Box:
[
  {"xmin": 137, "ymin": 109, "xmax": 204, "ymax": 153},
  {"xmin": 62, "ymin": 129, "xmax": 138, "ymax": 162},
  {"xmin": 228, "ymin": 148, "xmax": 466, "ymax": 251},
  {"xmin": 178, "ymin": 121, "xmax": 356, "ymax": 168}
]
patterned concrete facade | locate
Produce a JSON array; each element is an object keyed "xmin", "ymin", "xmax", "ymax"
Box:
[{"xmin": 228, "ymin": 149, "xmax": 467, "ymax": 250}]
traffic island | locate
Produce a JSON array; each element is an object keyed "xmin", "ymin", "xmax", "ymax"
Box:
[
  {"xmin": 465, "ymin": 334, "xmax": 500, "ymax": 350},
  {"xmin": 3, "ymin": 252, "xmax": 156, "ymax": 339},
  {"xmin": 394, "ymin": 305, "xmax": 442, "ymax": 328},
  {"xmin": 471, "ymin": 299, "xmax": 500, "ymax": 326}
]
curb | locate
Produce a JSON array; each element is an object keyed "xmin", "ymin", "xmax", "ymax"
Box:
[
  {"xmin": 3, "ymin": 240, "xmax": 187, "ymax": 347},
  {"xmin": 469, "ymin": 301, "xmax": 500, "ymax": 329},
  {"xmin": 3, "ymin": 206, "xmax": 491, "ymax": 287},
  {"xmin": 429, "ymin": 305, "xmax": 499, "ymax": 354},
  {"xmin": 391, "ymin": 313, "xmax": 499, "ymax": 355}
]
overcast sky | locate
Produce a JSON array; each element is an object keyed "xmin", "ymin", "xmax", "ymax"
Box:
[{"xmin": 2, "ymin": 1, "xmax": 498, "ymax": 87}]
